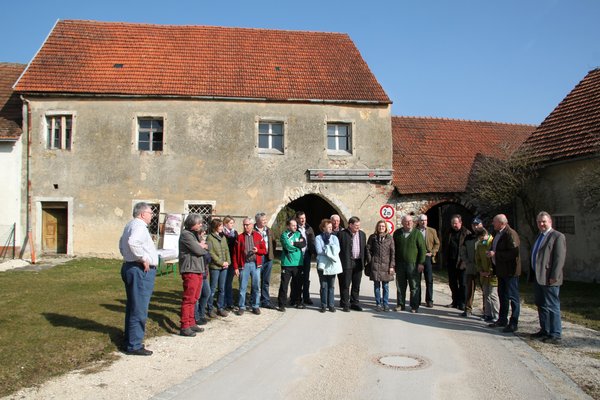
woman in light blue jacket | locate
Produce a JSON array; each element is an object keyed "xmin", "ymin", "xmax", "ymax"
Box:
[{"xmin": 315, "ymin": 219, "xmax": 343, "ymax": 313}]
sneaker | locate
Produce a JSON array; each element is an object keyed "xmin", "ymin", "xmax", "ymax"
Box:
[
  {"xmin": 461, "ymin": 311, "xmax": 472, "ymax": 317},
  {"xmin": 393, "ymin": 305, "xmax": 406, "ymax": 312},
  {"xmin": 180, "ymin": 328, "xmax": 196, "ymax": 337},
  {"xmin": 320, "ymin": 307, "xmax": 326, "ymax": 313},
  {"xmin": 190, "ymin": 325, "xmax": 204, "ymax": 333},
  {"xmin": 252, "ymin": 308, "xmax": 261, "ymax": 315},
  {"xmin": 217, "ymin": 309, "xmax": 229, "ymax": 317},
  {"xmin": 208, "ymin": 310, "xmax": 218, "ymax": 319},
  {"xmin": 410, "ymin": 309, "xmax": 418, "ymax": 313},
  {"xmin": 375, "ymin": 305, "xmax": 382, "ymax": 312},
  {"xmin": 126, "ymin": 346, "xmax": 153, "ymax": 356},
  {"xmin": 382, "ymin": 305, "xmax": 390, "ymax": 312},
  {"xmin": 328, "ymin": 306, "xmax": 336, "ymax": 313}
]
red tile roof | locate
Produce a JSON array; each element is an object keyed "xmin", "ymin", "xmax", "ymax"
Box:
[
  {"xmin": 15, "ymin": 20, "xmax": 390, "ymax": 104},
  {"xmin": 523, "ymin": 68, "xmax": 600, "ymax": 163},
  {"xmin": 392, "ymin": 116, "xmax": 536, "ymax": 194},
  {"xmin": 0, "ymin": 63, "xmax": 25, "ymax": 140}
]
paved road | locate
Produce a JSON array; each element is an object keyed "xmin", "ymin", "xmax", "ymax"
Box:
[{"xmin": 154, "ymin": 270, "xmax": 589, "ymax": 400}]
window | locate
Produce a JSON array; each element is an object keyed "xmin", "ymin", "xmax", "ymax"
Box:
[
  {"xmin": 186, "ymin": 203, "xmax": 213, "ymax": 226},
  {"xmin": 138, "ymin": 118, "xmax": 163, "ymax": 151},
  {"xmin": 46, "ymin": 115, "xmax": 73, "ymax": 150},
  {"xmin": 327, "ymin": 123, "xmax": 351, "ymax": 153},
  {"xmin": 146, "ymin": 203, "xmax": 161, "ymax": 236},
  {"xmin": 258, "ymin": 121, "xmax": 284, "ymax": 153},
  {"xmin": 553, "ymin": 215, "xmax": 575, "ymax": 234}
]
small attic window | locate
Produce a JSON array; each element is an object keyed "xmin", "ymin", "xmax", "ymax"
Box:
[{"xmin": 113, "ymin": 63, "xmax": 124, "ymax": 68}]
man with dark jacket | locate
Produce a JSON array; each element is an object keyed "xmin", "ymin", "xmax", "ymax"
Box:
[
  {"xmin": 443, "ymin": 214, "xmax": 471, "ymax": 310},
  {"xmin": 393, "ymin": 215, "xmax": 426, "ymax": 313},
  {"xmin": 296, "ymin": 211, "xmax": 316, "ymax": 305},
  {"xmin": 529, "ymin": 211, "xmax": 566, "ymax": 344},
  {"xmin": 337, "ymin": 216, "xmax": 367, "ymax": 312},
  {"xmin": 487, "ymin": 214, "xmax": 521, "ymax": 333}
]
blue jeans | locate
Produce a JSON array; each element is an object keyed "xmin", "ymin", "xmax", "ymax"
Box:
[
  {"xmin": 195, "ymin": 274, "xmax": 210, "ymax": 321},
  {"xmin": 225, "ymin": 266, "xmax": 236, "ymax": 308},
  {"xmin": 260, "ymin": 259, "xmax": 273, "ymax": 306},
  {"xmin": 121, "ymin": 262, "xmax": 156, "ymax": 352},
  {"xmin": 318, "ymin": 269, "xmax": 336, "ymax": 308},
  {"xmin": 209, "ymin": 268, "xmax": 227, "ymax": 311},
  {"xmin": 238, "ymin": 262, "xmax": 260, "ymax": 310},
  {"xmin": 498, "ymin": 276, "xmax": 520, "ymax": 326},
  {"xmin": 534, "ymin": 281, "xmax": 561, "ymax": 338},
  {"xmin": 374, "ymin": 281, "xmax": 389, "ymax": 307}
]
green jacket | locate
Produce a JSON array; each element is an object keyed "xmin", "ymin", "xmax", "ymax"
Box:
[
  {"xmin": 280, "ymin": 229, "xmax": 303, "ymax": 267},
  {"xmin": 393, "ymin": 228, "xmax": 426, "ymax": 265},
  {"xmin": 206, "ymin": 232, "xmax": 231, "ymax": 270},
  {"xmin": 474, "ymin": 234, "xmax": 498, "ymax": 286}
]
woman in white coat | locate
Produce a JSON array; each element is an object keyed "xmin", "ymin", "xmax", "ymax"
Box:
[{"xmin": 315, "ymin": 219, "xmax": 343, "ymax": 313}]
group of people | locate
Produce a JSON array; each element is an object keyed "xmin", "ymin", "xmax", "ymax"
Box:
[{"xmin": 118, "ymin": 202, "xmax": 567, "ymax": 356}]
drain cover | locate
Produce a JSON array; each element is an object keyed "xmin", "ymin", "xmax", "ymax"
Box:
[{"xmin": 375, "ymin": 354, "xmax": 430, "ymax": 370}]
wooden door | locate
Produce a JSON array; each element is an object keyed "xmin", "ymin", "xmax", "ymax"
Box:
[{"xmin": 42, "ymin": 206, "xmax": 67, "ymax": 253}]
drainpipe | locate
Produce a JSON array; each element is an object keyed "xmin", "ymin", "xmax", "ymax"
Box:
[{"xmin": 21, "ymin": 95, "xmax": 36, "ymax": 264}]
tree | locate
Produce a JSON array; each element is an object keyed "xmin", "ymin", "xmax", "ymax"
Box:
[
  {"xmin": 465, "ymin": 144, "xmax": 542, "ymax": 237},
  {"xmin": 574, "ymin": 160, "xmax": 600, "ymax": 213}
]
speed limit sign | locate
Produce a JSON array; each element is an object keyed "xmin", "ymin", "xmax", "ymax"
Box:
[{"xmin": 379, "ymin": 204, "xmax": 395, "ymax": 220}]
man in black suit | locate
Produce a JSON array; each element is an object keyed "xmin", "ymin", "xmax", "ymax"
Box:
[
  {"xmin": 337, "ymin": 216, "xmax": 366, "ymax": 312},
  {"xmin": 529, "ymin": 211, "xmax": 567, "ymax": 344}
]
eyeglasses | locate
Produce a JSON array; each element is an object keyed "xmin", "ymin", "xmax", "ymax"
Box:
[{"xmin": 243, "ymin": 223, "xmax": 252, "ymax": 226}]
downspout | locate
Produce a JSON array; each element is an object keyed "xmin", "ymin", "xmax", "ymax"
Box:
[{"xmin": 21, "ymin": 95, "xmax": 36, "ymax": 264}]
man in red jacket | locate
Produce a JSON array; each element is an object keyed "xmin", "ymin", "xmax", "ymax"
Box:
[{"xmin": 233, "ymin": 218, "xmax": 267, "ymax": 316}]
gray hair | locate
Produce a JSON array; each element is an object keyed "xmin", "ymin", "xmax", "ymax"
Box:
[
  {"xmin": 255, "ymin": 212, "xmax": 266, "ymax": 221},
  {"xmin": 401, "ymin": 214, "xmax": 413, "ymax": 222},
  {"xmin": 133, "ymin": 202, "xmax": 150, "ymax": 218},
  {"xmin": 494, "ymin": 214, "xmax": 508, "ymax": 224},
  {"xmin": 184, "ymin": 213, "xmax": 204, "ymax": 230},
  {"xmin": 537, "ymin": 211, "xmax": 552, "ymax": 221}
]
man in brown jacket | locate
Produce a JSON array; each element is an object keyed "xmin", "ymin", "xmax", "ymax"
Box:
[
  {"xmin": 417, "ymin": 215, "xmax": 440, "ymax": 307},
  {"xmin": 487, "ymin": 214, "xmax": 521, "ymax": 333}
]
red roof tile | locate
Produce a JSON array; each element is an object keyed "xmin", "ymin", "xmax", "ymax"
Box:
[
  {"xmin": 15, "ymin": 20, "xmax": 390, "ymax": 104},
  {"xmin": 392, "ymin": 116, "xmax": 536, "ymax": 194},
  {"xmin": 523, "ymin": 68, "xmax": 600, "ymax": 163},
  {"xmin": 0, "ymin": 63, "xmax": 25, "ymax": 140}
]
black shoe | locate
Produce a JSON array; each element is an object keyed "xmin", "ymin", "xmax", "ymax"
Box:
[
  {"xmin": 393, "ymin": 305, "xmax": 406, "ymax": 312},
  {"xmin": 426, "ymin": 301, "xmax": 433, "ymax": 308},
  {"xmin": 350, "ymin": 304, "xmax": 363, "ymax": 311},
  {"xmin": 342, "ymin": 306, "xmax": 350, "ymax": 312},
  {"xmin": 235, "ymin": 309, "xmax": 245, "ymax": 316},
  {"xmin": 295, "ymin": 303, "xmax": 306, "ymax": 309},
  {"xmin": 488, "ymin": 320, "xmax": 508, "ymax": 328},
  {"xmin": 530, "ymin": 330, "xmax": 548, "ymax": 339},
  {"xmin": 542, "ymin": 336, "xmax": 561, "ymax": 345},
  {"xmin": 410, "ymin": 309, "xmax": 418, "ymax": 313},
  {"xmin": 262, "ymin": 303, "xmax": 276, "ymax": 310},
  {"xmin": 252, "ymin": 308, "xmax": 261, "ymax": 315},
  {"xmin": 304, "ymin": 299, "xmax": 314, "ymax": 305},
  {"xmin": 180, "ymin": 328, "xmax": 197, "ymax": 337},
  {"xmin": 320, "ymin": 307, "xmax": 326, "ymax": 313},
  {"xmin": 445, "ymin": 302, "xmax": 457, "ymax": 308},
  {"xmin": 277, "ymin": 306, "xmax": 286, "ymax": 312},
  {"xmin": 382, "ymin": 305, "xmax": 390, "ymax": 312},
  {"xmin": 196, "ymin": 318, "xmax": 208, "ymax": 326},
  {"xmin": 457, "ymin": 304, "xmax": 465, "ymax": 311},
  {"xmin": 375, "ymin": 305, "xmax": 382, "ymax": 312},
  {"xmin": 502, "ymin": 325, "xmax": 518, "ymax": 333},
  {"xmin": 482, "ymin": 316, "xmax": 494, "ymax": 322},
  {"xmin": 190, "ymin": 325, "xmax": 204, "ymax": 333},
  {"xmin": 328, "ymin": 306, "xmax": 336, "ymax": 313},
  {"xmin": 126, "ymin": 347, "xmax": 153, "ymax": 356},
  {"xmin": 461, "ymin": 311, "xmax": 472, "ymax": 317}
]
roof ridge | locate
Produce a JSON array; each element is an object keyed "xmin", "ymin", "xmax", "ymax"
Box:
[
  {"xmin": 59, "ymin": 19, "xmax": 349, "ymax": 36},
  {"xmin": 392, "ymin": 115, "xmax": 537, "ymax": 127}
]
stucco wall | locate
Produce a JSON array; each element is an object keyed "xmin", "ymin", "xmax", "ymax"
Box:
[
  {"xmin": 0, "ymin": 138, "xmax": 22, "ymax": 255},
  {"xmin": 523, "ymin": 159, "xmax": 600, "ymax": 282},
  {"xmin": 24, "ymin": 98, "xmax": 393, "ymax": 257}
]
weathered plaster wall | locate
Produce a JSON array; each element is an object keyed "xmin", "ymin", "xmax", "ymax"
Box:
[
  {"xmin": 522, "ymin": 159, "xmax": 600, "ymax": 282},
  {"xmin": 0, "ymin": 138, "xmax": 22, "ymax": 253},
  {"xmin": 24, "ymin": 98, "xmax": 392, "ymax": 257}
]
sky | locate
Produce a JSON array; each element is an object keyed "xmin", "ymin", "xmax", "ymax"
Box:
[{"xmin": 2, "ymin": 0, "xmax": 599, "ymax": 125}]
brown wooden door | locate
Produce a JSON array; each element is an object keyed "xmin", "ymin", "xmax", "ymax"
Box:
[{"xmin": 42, "ymin": 207, "xmax": 67, "ymax": 253}]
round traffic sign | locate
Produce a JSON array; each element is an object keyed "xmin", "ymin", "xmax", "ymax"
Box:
[
  {"xmin": 379, "ymin": 204, "xmax": 395, "ymax": 220},
  {"xmin": 385, "ymin": 220, "xmax": 395, "ymax": 234}
]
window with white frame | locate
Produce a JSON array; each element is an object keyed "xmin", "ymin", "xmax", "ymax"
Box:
[
  {"xmin": 186, "ymin": 203, "xmax": 213, "ymax": 226},
  {"xmin": 327, "ymin": 123, "xmax": 352, "ymax": 154},
  {"xmin": 145, "ymin": 203, "xmax": 161, "ymax": 236},
  {"xmin": 138, "ymin": 117, "xmax": 164, "ymax": 151},
  {"xmin": 258, "ymin": 121, "xmax": 284, "ymax": 153},
  {"xmin": 46, "ymin": 115, "xmax": 73, "ymax": 150}
]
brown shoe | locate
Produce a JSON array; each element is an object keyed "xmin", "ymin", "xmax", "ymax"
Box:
[
  {"xmin": 426, "ymin": 301, "xmax": 433, "ymax": 308},
  {"xmin": 217, "ymin": 309, "xmax": 229, "ymax": 317}
]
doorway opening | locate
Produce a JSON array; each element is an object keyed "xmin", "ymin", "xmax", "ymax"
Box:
[
  {"xmin": 41, "ymin": 202, "xmax": 68, "ymax": 254},
  {"xmin": 272, "ymin": 194, "xmax": 340, "ymax": 240}
]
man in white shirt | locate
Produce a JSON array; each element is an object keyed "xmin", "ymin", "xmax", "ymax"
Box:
[{"xmin": 119, "ymin": 202, "xmax": 159, "ymax": 356}]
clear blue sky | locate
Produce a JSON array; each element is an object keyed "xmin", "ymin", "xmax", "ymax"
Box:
[{"xmin": 2, "ymin": 0, "xmax": 599, "ymax": 125}]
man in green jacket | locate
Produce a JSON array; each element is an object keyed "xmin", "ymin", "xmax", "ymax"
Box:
[
  {"xmin": 277, "ymin": 219, "xmax": 305, "ymax": 311},
  {"xmin": 393, "ymin": 215, "xmax": 426, "ymax": 313}
]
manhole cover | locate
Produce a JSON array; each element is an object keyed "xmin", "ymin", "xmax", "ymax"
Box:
[{"xmin": 374, "ymin": 354, "xmax": 430, "ymax": 370}]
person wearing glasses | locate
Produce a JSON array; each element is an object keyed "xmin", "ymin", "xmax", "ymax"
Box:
[
  {"xmin": 118, "ymin": 202, "xmax": 159, "ymax": 356},
  {"xmin": 233, "ymin": 218, "xmax": 267, "ymax": 315}
]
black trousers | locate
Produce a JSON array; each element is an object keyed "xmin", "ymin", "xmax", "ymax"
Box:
[
  {"xmin": 338, "ymin": 259, "xmax": 363, "ymax": 307},
  {"xmin": 300, "ymin": 252, "xmax": 312, "ymax": 302},
  {"xmin": 278, "ymin": 267, "xmax": 301, "ymax": 307},
  {"xmin": 447, "ymin": 258, "xmax": 466, "ymax": 307}
]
